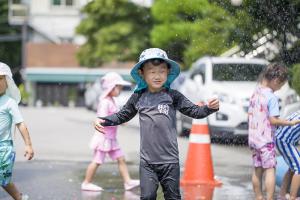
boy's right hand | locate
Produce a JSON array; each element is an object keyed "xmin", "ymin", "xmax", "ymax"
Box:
[
  {"xmin": 207, "ymin": 98, "xmax": 219, "ymax": 110},
  {"xmin": 94, "ymin": 118, "xmax": 105, "ymax": 133}
]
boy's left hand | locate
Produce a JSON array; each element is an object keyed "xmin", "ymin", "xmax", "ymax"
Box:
[
  {"xmin": 24, "ymin": 145, "xmax": 34, "ymax": 160},
  {"xmin": 207, "ymin": 98, "xmax": 219, "ymax": 110}
]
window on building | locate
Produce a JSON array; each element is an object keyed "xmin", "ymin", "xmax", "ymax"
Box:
[
  {"xmin": 66, "ymin": 0, "xmax": 73, "ymax": 6},
  {"xmin": 52, "ymin": 0, "xmax": 61, "ymax": 5},
  {"xmin": 52, "ymin": 0, "xmax": 74, "ymax": 7},
  {"xmin": 12, "ymin": 0, "xmax": 22, "ymax": 3}
]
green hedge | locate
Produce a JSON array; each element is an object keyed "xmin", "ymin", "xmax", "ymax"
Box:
[{"xmin": 292, "ymin": 64, "xmax": 300, "ymax": 96}]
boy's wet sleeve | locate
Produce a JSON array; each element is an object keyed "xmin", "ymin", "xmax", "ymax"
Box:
[
  {"xmin": 171, "ymin": 90, "xmax": 218, "ymax": 118},
  {"xmin": 99, "ymin": 93, "xmax": 139, "ymax": 126}
]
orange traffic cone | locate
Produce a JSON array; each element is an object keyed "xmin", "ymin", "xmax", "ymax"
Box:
[
  {"xmin": 180, "ymin": 116, "xmax": 221, "ymax": 186},
  {"xmin": 182, "ymin": 185, "xmax": 215, "ymax": 200}
]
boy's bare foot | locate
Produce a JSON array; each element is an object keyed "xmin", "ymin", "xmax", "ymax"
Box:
[{"xmin": 256, "ymin": 196, "xmax": 265, "ymax": 200}]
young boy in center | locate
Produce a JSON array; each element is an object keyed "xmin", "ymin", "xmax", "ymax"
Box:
[{"xmin": 94, "ymin": 48, "xmax": 219, "ymax": 199}]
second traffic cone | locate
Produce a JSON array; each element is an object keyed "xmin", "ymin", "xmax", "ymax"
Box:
[
  {"xmin": 182, "ymin": 185, "xmax": 215, "ymax": 200},
  {"xmin": 180, "ymin": 116, "xmax": 221, "ymax": 186}
]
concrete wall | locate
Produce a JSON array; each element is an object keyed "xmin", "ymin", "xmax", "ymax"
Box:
[{"xmin": 28, "ymin": 0, "xmax": 89, "ymax": 42}]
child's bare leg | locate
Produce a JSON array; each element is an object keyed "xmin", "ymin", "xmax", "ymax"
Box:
[
  {"xmin": 83, "ymin": 162, "xmax": 100, "ymax": 183},
  {"xmin": 117, "ymin": 156, "xmax": 131, "ymax": 183},
  {"xmin": 265, "ymin": 168, "xmax": 275, "ymax": 200},
  {"xmin": 280, "ymin": 170, "xmax": 293, "ymax": 198},
  {"xmin": 289, "ymin": 173, "xmax": 300, "ymax": 200},
  {"xmin": 252, "ymin": 167, "xmax": 264, "ymax": 200},
  {"xmin": 2, "ymin": 183, "xmax": 22, "ymax": 200}
]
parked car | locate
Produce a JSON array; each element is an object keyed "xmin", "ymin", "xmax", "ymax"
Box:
[
  {"xmin": 84, "ymin": 78, "xmax": 134, "ymax": 112},
  {"xmin": 177, "ymin": 56, "xmax": 300, "ymax": 141}
]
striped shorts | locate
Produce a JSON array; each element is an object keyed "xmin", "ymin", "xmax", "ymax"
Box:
[
  {"xmin": 276, "ymin": 139, "xmax": 300, "ymax": 174},
  {"xmin": 0, "ymin": 141, "xmax": 15, "ymax": 186}
]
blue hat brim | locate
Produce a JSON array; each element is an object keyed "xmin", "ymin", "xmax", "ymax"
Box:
[{"xmin": 130, "ymin": 57, "xmax": 181, "ymax": 92}]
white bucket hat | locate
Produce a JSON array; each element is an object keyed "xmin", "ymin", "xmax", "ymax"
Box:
[
  {"xmin": 100, "ymin": 72, "xmax": 131, "ymax": 98},
  {"xmin": 0, "ymin": 62, "xmax": 21, "ymax": 103},
  {"xmin": 130, "ymin": 48, "xmax": 181, "ymax": 92}
]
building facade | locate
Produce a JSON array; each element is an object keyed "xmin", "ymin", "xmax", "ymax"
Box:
[
  {"xmin": 10, "ymin": 0, "xmax": 133, "ymax": 107},
  {"xmin": 26, "ymin": 0, "xmax": 89, "ymax": 44}
]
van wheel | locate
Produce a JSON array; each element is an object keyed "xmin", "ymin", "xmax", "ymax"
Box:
[
  {"xmin": 211, "ymin": 137, "xmax": 221, "ymax": 144},
  {"xmin": 180, "ymin": 128, "xmax": 190, "ymax": 138}
]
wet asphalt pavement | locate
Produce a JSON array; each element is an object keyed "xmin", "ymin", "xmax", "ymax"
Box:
[
  {"xmin": 0, "ymin": 160, "xmax": 141, "ymax": 200},
  {"xmin": 0, "ymin": 160, "xmax": 255, "ymax": 200},
  {"xmin": 0, "ymin": 107, "xmax": 279, "ymax": 199}
]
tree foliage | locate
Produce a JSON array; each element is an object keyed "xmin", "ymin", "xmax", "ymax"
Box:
[
  {"xmin": 214, "ymin": 0, "xmax": 300, "ymax": 97},
  {"xmin": 151, "ymin": 0, "xmax": 236, "ymax": 68},
  {"xmin": 214, "ymin": 0, "xmax": 300, "ymax": 64},
  {"xmin": 243, "ymin": 0, "xmax": 299, "ymax": 37},
  {"xmin": 292, "ymin": 64, "xmax": 300, "ymax": 96},
  {"xmin": 0, "ymin": 1, "xmax": 22, "ymax": 83},
  {"xmin": 76, "ymin": 0, "xmax": 153, "ymax": 67},
  {"xmin": 77, "ymin": 0, "xmax": 300, "ymax": 69}
]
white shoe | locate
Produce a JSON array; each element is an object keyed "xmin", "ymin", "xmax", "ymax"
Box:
[
  {"xmin": 124, "ymin": 179, "xmax": 140, "ymax": 190},
  {"xmin": 81, "ymin": 182, "xmax": 103, "ymax": 191}
]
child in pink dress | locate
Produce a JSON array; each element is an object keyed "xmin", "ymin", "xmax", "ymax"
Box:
[
  {"xmin": 248, "ymin": 63, "xmax": 300, "ymax": 200},
  {"xmin": 81, "ymin": 72, "xmax": 140, "ymax": 191}
]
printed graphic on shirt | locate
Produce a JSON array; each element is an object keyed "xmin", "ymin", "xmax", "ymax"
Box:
[{"xmin": 158, "ymin": 104, "xmax": 169, "ymax": 115}]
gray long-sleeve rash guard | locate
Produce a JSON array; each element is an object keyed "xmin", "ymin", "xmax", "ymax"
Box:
[{"xmin": 100, "ymin": 89, "xmax": 218, "ymax": 164}]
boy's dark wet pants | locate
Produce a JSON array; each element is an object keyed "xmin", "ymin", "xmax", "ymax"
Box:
[{"xmin": 140, "ymin": 159, "xmax": 181, "ymax": 200}]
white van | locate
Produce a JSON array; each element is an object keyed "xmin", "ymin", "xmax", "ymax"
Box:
[{"xmin": 178, "ymin": 57, "xmax": 300, "ymax": 140}]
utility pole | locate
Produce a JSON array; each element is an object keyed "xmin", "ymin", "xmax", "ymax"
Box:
[
  {"xmin": 21, "ymin": 20, "xmax": 27, "ymax": 70},
  {"xmin": 8, "ymin": 0, "xmax": 29, "ymax": 70}
]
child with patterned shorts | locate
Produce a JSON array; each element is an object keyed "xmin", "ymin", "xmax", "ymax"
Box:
[
  {"xmin": 248, "ymin": 63, "xmax": 300, "ymax": 200},
  {"xmin": 0, "ymin": 62, "xmax": 34, "ymax": 200}
]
